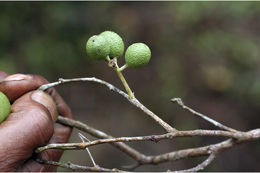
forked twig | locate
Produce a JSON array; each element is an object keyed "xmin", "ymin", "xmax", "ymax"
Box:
[
  {"xmin": 36, "ymin": 123, "xmax": 255, "ymax": 153},
  {"xmin": 35, "ymin": 116, "xmax": 260, "ymax": 171},
  {"xmin": 35, "ymin": 158, "xmax": 121, "ymax": 172},
  {"xmin": 39, "ymin": 77, "xmax": 176, "ymax": 133},
  {"xmin": 35, "ymin": 77, "xmax": 260, "ymax": 172},
  {"xmin": 177, "ymin": 153, "xmax": 217, "ymax": 172},
  {"xmin": 78, "ymin": 133, "xmax": 97, "ymax": 167},
  {"xmin": 56, "ymin": 116, "xmax": 147, "ymax": 163},
  {"xmin": 171, "ymin": 98, "xmax": 238, "ymax": 132}
]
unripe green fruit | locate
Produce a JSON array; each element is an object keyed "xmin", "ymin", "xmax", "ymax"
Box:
[
  {"xmin": 86, "ymin": 35, "xmax": 110, "ymax": 60},
  {"xmin": 0, "ymin": 92, "xmax": 11, "ymax": 123},
  {"xmin": 100, "ymin": 31, "xmax": 124, "ymax": 58},
  {"xmin": 125, "ymin": 43, "xmax": 151, "ymax": 68}
]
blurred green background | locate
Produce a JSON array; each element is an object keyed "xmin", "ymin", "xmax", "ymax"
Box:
[{"xmin": 0, "ymin": 2, "xmax": 260, "ymax": 171}]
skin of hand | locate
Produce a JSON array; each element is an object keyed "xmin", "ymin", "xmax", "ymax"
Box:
[{"xmin": 0, "ymin": 71, "xmax": 73, "ymax": 171}]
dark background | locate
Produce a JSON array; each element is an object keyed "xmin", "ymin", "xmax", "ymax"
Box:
[{"xmin": 0, "ymin": 2, "xmax": 259, "ymax": 171}]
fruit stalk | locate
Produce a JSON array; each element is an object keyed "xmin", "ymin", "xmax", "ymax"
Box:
[
  {"xmin": 119, "ymin": 64, "xmax": 128, "ymax": 72},
  {"xmin": 115, "ymin": 68, "xmax": 134, "ymax": 99},
  {"xmin": 109, "ymin": 58, "xmax": 134, "ymax": 99}
]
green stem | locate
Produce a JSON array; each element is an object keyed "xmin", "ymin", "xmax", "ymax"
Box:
[
  {"xmin": 119, "ymin": 64, "xmax": 128, "ymax": 72},
  {"xmin": 111, "ymin": 59, "xmax": 134, "ymax": 98},
  {"xmin": 115, "ymin": 68, "xmax": 134, "ymax": 98},
  {"xmin": 105, "ymin": 56, "xmax": 111, "ymax": 62}
]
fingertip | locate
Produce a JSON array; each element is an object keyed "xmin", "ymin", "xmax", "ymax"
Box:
[
  {"xmin": 31, "ymin": 90, "xmax": 58, "ymax": 122},
  {"xmin": 0, "ymin": 74, "xmax": 49, "ymax": 102},
  {"xmin": 3, "ymin": 74, "xmax": 32, "ymax": 82}
]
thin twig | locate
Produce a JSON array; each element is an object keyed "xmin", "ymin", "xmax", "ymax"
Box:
[
  {"xmin": 57, "ymin": 116, "xmax": 148, "ymax": 163},
  {"xmin": 37, "ymin": 78, "xmax": 260, "ymax": 171},
  {"xmin": 113, "ymin": 58, "xmax": 134, "ymax": 99},
  {"xmin": 119, "ymin": 64, "xmax": 128, "ymax": 72},
  {"xmin": 38, "ymin": 77, "xmax": 128, "ymax": 98},
  {"xmin": 36, "ymin": 116, "xmax": 260, "ymax": 172},
  {"xmin": 39, "ymin": 77, "xmax": 176, "ymax": 132},
  {"xmin": 171, "ymin": 98, "xmax": 238, "ymax": 132},
  {"xmin": 36, "ymin": 129, "xmax": 253, "ymax": 153},
  {"xmin": 121, "ymin": 163, "xmax": 140, "ymax": 171},
  {"xmin": 35, "ymin": 158, "xmax": 121, "ymax": 172},
  {"xmin": 55, "ymin": 116, "xmax": 260, "ymax": 166},
  {"xmin": 176, "ymin": 153, "xmax": 217, "ymax": 172},
  {"xmin": 131, "ymin": 98, "xmax": 176, "ymax": 132},
  {"xmin": 78, "ymin": 133, "xmax": 97, "ymax": 167}
]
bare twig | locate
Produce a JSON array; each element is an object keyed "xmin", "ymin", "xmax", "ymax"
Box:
[
  {"xmin": 57, "ymin": 116, "xmax": 147, "ymax": 163},
  {"xmin": 54, "ymin": 116, "xmax": 260, "ymax": 169},
  {"xmin": 171, "ymin": 98, "xmax": 238, "ymax": 132},
  {"xmin": 131, "ymin": 98, "xmax": 176, "ymax": 132},
  {"xmin": 37, "ymin": 78, "xmax": 260, "ymax": 171},
  {"xmin": 35, "ymin": 127, "xmax": 259, "ymax": 154},
  {"xmin": 78, "ymin": 133, "xmax": 97, "ymax": 167},
  {"xmin": 35, "ymin": 129, "xmax": 251, "ymax": 153},
  {"xmin": 36, "ymin": 135, "xmax": 260, "ymax": 171},
  {"xmin": 35, "ymin": 158, "xmax": 121, "ymax": 172},
  {"xmin": 177, "ymin": 153, "xmax": 217, "ymax": 172},
  {"xmin": 38, "ymin": 77, "xmax": 128, "ymax": 98},
  {"xmin": 121, "ymin": 163, "xmax": 140, "ymax": 171},
  {"xmin": 39, "ymin": 77, "xmax": 176, "ymax": 133}
]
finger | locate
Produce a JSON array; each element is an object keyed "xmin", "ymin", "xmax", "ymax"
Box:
[
  {"xmin": 19, "ymin": 123, "xmax": 72, "ymax": 172},
  {"xmin": 0, "ymin": 90, "xmax": 57, "ymax": 171},
  {"xmin": 0, "ymin": 73, "xmax": 73, "ymax": 119},
  {"xmin": 0, "ymin": 73, "xmax": 73, "ymax": 171},
  {"xmin": 0, "ymin": 74, "xmax": 48, "ymax": 102},
  {"xmin": 19, "ymin": 89, "xmax": 73, "ymax": 171}
]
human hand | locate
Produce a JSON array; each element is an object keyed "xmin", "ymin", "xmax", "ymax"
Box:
[{"xmin": 0, "ymin": 71, "xmax": 73, "ymax": 171}]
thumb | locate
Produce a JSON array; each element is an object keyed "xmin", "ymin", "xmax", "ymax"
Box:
[{"xmin": 0, "ymin": 90, "xmax": 57, "ymax": 171}]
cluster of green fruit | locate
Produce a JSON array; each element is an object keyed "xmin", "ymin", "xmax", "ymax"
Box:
[
  {"xmin": 86, "ymin": 31, "xmax": 151, "ymax": 68},
  {"xmin": 0, "ymin": 92, "xmax": 11, "ymax": 123},
  {"xmin": 1, "ymin": 31, "xmax": 150, "ymax": 123}
]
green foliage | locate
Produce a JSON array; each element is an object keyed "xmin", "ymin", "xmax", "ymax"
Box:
[{"xmin": 0, "ymin": 92, "xmax": 11, "ymax": 123}]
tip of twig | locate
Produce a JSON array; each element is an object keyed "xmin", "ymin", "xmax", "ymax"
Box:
[{"xmin": 171, "ymin": 98, "xmax": 184, "ymax": 106}]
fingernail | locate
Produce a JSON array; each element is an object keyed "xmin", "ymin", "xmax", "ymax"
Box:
[
  {"xmin": 4, "ymin": 74, "xmax": 31, "ymax": 82},
  {"xmin": 31, "ymin": 90, "xmax": 58, "ymax": 122}
]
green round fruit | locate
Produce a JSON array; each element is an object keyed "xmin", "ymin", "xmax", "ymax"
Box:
[
  {"xmin": 125, "ymin": 43, "xmax": 151, "ymax": 68},
  {"xmin": 100, "ymin": 31, "xmax": 124, "ymax": 58},
  {"xmin": 86, "ymin": 35, "xmax": 110, "ymax": 60},
  {"xmin": 0, "ymin": 92, "xmax": 11, "ymax": 123}
]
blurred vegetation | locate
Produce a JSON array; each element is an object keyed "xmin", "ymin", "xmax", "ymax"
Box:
[{"xmin": 0, "ymin": 2, "xmax": 260, "ymax": 171}]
